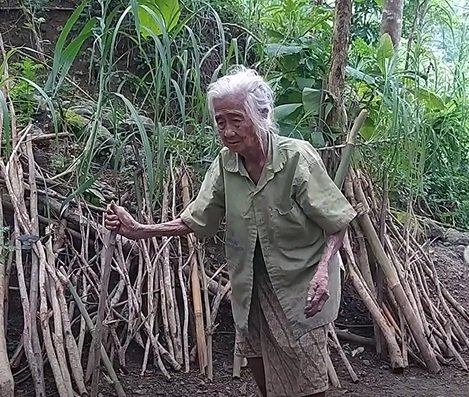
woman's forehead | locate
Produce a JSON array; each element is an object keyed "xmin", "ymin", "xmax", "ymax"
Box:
[{"xmin": 213, "ymin": 95, "xmax": 246, "ymax": 113}]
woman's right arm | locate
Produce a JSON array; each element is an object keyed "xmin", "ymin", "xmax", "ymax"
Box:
[
  {"xmin": 106, "ymin": 155, "xmax": 226, "ymax": 240},
  {"xmin": 104, "ymin": 202, "xmax": 193, "ymax": 240},
  {"xmin": 135, "ymin": 218, "xmax": 192, "ymax": 238}
]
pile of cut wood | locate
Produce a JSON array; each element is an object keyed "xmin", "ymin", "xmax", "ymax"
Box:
[{"xmin": 0, "ymin": 82, "xmax": 468, "ymax": 397}]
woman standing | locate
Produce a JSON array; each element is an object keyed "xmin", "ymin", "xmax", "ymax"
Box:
[{"xmin": 105, "ymin": 67, "xmax": 356, "ymax": 397}]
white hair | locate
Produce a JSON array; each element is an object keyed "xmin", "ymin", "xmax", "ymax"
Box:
[{"xmin": 206, "ymin": 66, "xmax": 278, "ymax": 141}]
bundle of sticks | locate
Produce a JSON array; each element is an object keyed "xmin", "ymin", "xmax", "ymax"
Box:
[
  {"xmin": 0, "ymin": 126, "xmax": 234, "ymax": 396},
  {"xmin": 340, "ymin": 167, "xmax": 469, "ymax": 375},
  {"xmin": 0, "ymin": 80, "xmax": 467, "ymax": 397}
]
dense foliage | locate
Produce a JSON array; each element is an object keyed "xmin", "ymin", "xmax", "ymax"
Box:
[{"xmin": 2, "ymin": 0, "xmax": 469, "ymax": 228}]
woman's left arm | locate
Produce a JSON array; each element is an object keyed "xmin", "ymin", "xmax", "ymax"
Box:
[{"xmin": 294, "ymin": 146, "xmax": 356, "ymax": 318}]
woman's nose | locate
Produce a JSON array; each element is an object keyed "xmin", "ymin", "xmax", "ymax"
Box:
[{"xmin": 224, "ymin": 127, "xmax": 236, "ymax": 137}]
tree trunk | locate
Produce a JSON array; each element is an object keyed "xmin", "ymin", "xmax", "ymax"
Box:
[
  {"xmin": 381, "ymin": 0, "xmax": 405, "ymax": 47},
  {"xmin": 326, "ymin": 0, "xmax": 353, "ymax": 132}
]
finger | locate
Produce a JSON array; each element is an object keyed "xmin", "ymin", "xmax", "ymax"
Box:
[
  {"xmin": 305, "ymin": 292, "xmax": 329, "ymax": 317},
  {"xmin": 110, "ymin": 200, "xmax": 120, "ymax": 213},
  {"xmin": 105, "ymin": 214, "xmax": 119, "ymax": 222},
  {"xmin": 314, "ymin": 293, "xmax": 329, "ymax": 313},
  {"xmin": 105, "ymin": 220, "xmax": 120, "ymax": 229}
]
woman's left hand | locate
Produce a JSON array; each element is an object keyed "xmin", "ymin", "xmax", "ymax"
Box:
[{"xmin": 304, "ymin": 268, "xmax": 329, "ymax": 318}]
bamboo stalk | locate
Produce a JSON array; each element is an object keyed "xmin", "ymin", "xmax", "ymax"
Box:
[
  {"xmin": 352, "ymin": 175, "xmax": 441, "ymax": 374},
  {"xmin": 343, "ymin": 233, "xmax": 404, "ymax": 371}
]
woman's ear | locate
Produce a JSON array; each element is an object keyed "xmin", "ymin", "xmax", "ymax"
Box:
[{"xmin": 260, "ymin": 108, "xmax": 269, "ymax": 119}]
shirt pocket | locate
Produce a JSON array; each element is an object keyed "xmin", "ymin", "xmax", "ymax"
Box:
[{"xmin": 272, "ymin": 201, "xmax": 307, "ymax": 247}]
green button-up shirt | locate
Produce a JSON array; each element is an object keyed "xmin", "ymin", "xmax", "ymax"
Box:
[{"xmin": 180, "ymin": 134, "xmax": 356, "ymax": 340}]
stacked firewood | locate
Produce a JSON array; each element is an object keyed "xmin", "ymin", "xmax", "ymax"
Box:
[{"xmin": 0, "ymin": 66, "xmax": 468, "ymax": 397}]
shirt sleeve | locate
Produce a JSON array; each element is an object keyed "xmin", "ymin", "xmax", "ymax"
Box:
[
  {"xmin": 295, "ymin": 146, "xmax": 357, "ymax": 235},
  {"xmin": 180, "ymin": 155, "xmax": 226, "ymax": 238}
]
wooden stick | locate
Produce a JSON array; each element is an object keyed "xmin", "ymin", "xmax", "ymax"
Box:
[
  {"xmin": 336, "ymin": 329, "xmax": 375, "ymax": 346},
  {"xmin": 90, "ymin": 229, "xmax": 117, "ymax": 397},
  {"xmin": 181, "ymin": 171, "xmax": 207, "ymax": 374},
  {"xmin": 232, "ymin": 331, "xmax": 243, "ymax": 379},
  {"xmin": 198, "ymin": 245, "xmax": 214, "ymax": 381},
  {"xmin": 161, "ymin": 179, "xmax": 181, "ymax": 363},
  {"xmin": 344, "ymin": 234, "xmax": 404, "ymax": 371},
  {"xmin": 352, "ymin": 176, "xmax": 440, "ymax": 374},
  {"xmin": 333, "ymin": 109, "xmax": 368, "ymax": 188},
  {"xmin": 0, "ymin": 158, "xmax": 13, "ymax": 397},
  {"xmin": 63, "ymin": 274, "xmax": 126, "ymax": 397},
  {"xmin": 326, "ymin": 352, "xmax": 341, "ymax": 389},
  {"xmin": 328, "ymin": 324, "xmax": 359, "ymax": 383}
]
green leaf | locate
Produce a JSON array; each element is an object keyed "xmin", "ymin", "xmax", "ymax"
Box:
[
  {"xmin": 359, "ymin": 117, "xmax": 377, "ymax": 141},
  {"xmin": 45, "ymin": 0, "xmax": 91, "ymax": 93},
  {"xmin": 60, "ymin": 175, "xmax": 99, "ymax": 217},
  {"xmin": 136, "ymin": 0, "xmax": 181, "ymax": 38},
  {"xmin": 277, "ymin": 122, "xmax": 310, "ymax": 139},
  {"xmin": 264, "ymin": 43, "xmax": 304, "ymax": 57},
  {"xmin": 346, "ymin": 66, "xmax": 376, "ymax": 85},
  {"xmin": 310, "ymin": 130, "xmax": 326, "ymax": 147},
  {"xmin": 416, "ymin": 88, "xmax": 445, "ymax": 110},
  {"xmin": 295, "ymin": 77, "xmax": 315, "ymax": 90},
  {"xmin": 274, "ymin": 103, "xmax": 302, "ymax": 121},
  {"xmin": 302, "ymin": 87, "xmax": 322, "ymax": 116},
  {"xmin": 0, "ymin": 90, "xmax": 11, "ymax": 156},
  {"xmin": 374, "ymin": 0, "xmax": 384, "ymax": 7},
  {"xmin": 377, "ymin": 33, "xmax": 394, "ymax": 74},
  {"xmin": 265, "ymin": 29, "xmax": 284, "ymax": 41}
]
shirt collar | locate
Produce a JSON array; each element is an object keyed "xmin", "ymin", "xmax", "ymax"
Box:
[{"xmin": 223, "ymin": 134, "xmax": 285, "ymax": 174}]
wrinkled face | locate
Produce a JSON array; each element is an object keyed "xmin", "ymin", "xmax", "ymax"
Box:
[{"xmin": 213, "ymin": 95, "xmax": 259, "ymax": 154}]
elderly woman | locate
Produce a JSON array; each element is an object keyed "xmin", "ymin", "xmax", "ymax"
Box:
[{"xmin": 105, "ymin": 67, "xmax": 356, "ymax": 397}]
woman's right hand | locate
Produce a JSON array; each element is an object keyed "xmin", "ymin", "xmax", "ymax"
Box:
[{"xmin": 105, "ymin": 201, "xmax": 142, "ymax": 240}]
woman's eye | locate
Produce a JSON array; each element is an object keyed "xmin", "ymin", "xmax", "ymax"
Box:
[{"xmin": 217, "ymin": 120, "xmax": 226, "ymax": 129}]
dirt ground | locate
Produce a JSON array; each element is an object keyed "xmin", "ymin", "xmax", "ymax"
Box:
[{"xmin": 20, "ymin": 239, "xmax": 462, "ymax": 397}]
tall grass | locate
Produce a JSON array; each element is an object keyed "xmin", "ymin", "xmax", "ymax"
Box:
[{"xmin": 35, "ymin": 0, "xmax": 255, "ymax": 210}]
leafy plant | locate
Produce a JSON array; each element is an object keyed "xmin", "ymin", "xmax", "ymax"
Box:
[{"xmin": 9, "ymin": 57, "xmax": 44, "ymax": 124}]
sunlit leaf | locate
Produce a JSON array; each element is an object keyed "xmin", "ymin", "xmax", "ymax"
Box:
[
  {"xmin": 359, "ymin": 117, "xmax": 377, "ymax": 141},
  {"xmin": 136, "ymin": 0, "xmax": 181, "ymax": 38},
  {"xmin": 377, "ymin": 33, "xmax": 394, "ymax": 74}
]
